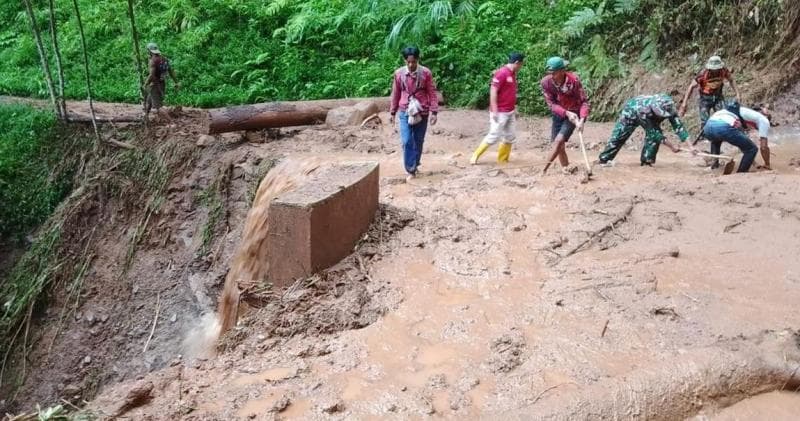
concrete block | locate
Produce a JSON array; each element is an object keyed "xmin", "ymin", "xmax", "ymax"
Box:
[{"xmin": 267, "ymin": 162, "xmax": 379, "ymax": 286}]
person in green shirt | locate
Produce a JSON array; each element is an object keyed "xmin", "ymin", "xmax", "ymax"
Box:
[{"xmin": 598, "ymin": 93, "xmax": 695, "ymax": 166}]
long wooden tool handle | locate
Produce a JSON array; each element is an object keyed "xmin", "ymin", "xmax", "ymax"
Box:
[
  {"xmin": 678, "ymin": 149, "xmax": 733, "ymax": 161},
  {"xmin": 578, "ymin": 131, "xmax": 592, "ymax": 173}
]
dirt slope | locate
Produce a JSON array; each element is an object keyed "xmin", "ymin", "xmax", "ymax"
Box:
[{"xmin": 3, "ymin": 99, "xmax": 800, "ymax": 419}]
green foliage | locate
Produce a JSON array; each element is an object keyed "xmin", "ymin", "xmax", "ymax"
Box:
[
  {"xmin": 0, "ymin": 105, "xmax": 87, "ymax": 240},
  {"xmin": 563, "ymin": 4, "xmax": 606, "ymax": 38},
  {"xmin": 571, "ymin": 35, "xmax": 624, "ymax": 93},
  {"xmin": 1, "ymin": 225, "xmax": 61, "ymax": 359},
  {"xmin": 0, "ymin": 0, "xmax": 790, "ymax": 116},
  {"xmin": 196, "ymin": 170, "xmax": 225, "ymax": 255}
]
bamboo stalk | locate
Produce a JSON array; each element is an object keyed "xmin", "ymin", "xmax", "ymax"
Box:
[
  {"xmin": 47, "ymin": 0, "xmax": 68, "ymax": 119},
  {"xmin": 126, "ymin": 0, "xmax": 147, "ymax": 121},
  {"xmin": 22, "ymin": 0, "xmax": 59, "ymax": 117},
  {"xmin": 70, "ymin": 0, "xmax": 101, "ymax": 145}
]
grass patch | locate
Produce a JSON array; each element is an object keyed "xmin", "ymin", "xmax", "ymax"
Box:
[
  {"xmin": 196, "ymin": 164, "xmax": 231, "ymax": 255},
  {"xmin": 1, "ymin": 225, "xmax": 61, "ymax": 373}
]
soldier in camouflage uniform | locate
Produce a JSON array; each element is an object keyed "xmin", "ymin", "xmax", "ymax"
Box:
[{"xmin": 598, "ymin": 93, "xmax": 693, "ymax": 166}]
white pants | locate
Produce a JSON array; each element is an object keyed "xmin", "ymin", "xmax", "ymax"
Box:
[{"xmin": 483, "ymin": 111, "xmax": 516, "ymax": 145}]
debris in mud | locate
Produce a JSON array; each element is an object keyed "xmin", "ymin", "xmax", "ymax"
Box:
[
  {"xmin": 196, "ymin": 134, "xmax": 214, "ymax": 147},
  {"xmin": 723, "ymin": 218, "xmax": 746, "ymax": 233},
  {"xmin": 91, "ymin": 380, "xmax": 154, "ymax": 418},
  {"xmin": 503, "ymin": 179, "xmax": 531, "ymax": 189},
  {"xmin": 270, "ymin": 395, "xmax": 292, "ymax": 413},
  {"xmin": 413, "ymin": 187, "xmax": 437, "ymax": 197},
  {"xmin": 666, "ymin": 246, "xmax": 680, "ymax": 258},
  {"xmin": 227, "ymin": 205, "xmax": 413, "ymax": 343},
  {"xmin": 486, "ymin": 328, "xmax": 527, "ymax": 373},
  {"xmin": 651, "ymin": 306, "xmax": 681, "ymax": 321},
  {"xmin": 415, "ymin": 392, "xmax": 436, "ymax": 415},
  {"xmin": 448, "ymin": 391, "xmax": 472, "ymax": 411},
  {"xmin": 657, "ymin": 211, "xmax": 682, "ymax": 231},
  {"xmin": 561, "ymin": 201, "xmax": 635, "ymax": 258},
  {"xmin": 426, "ymin": 373, "xmax": 448, "ymax": 390}
]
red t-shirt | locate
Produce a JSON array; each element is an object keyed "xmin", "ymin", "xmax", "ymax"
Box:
[
  {"xmin": 491, "ymin": 66, "xmax": 517, "ymax": 113},
  {"xmin": 540, "ymin": 72, "xmax": 590, "ymax": 119}
]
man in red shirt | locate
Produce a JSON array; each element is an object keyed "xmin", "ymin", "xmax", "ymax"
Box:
[
  {"xmin": 470, "ymin": 52, "xmax": 525, "ymax": 164},
  {"xmin": 540, "ymin": 56, "xmax": 590, "ymax": 174},
  {"xmin": 390, "ymin": 46, "xmax": 440, "ymax": 181}
]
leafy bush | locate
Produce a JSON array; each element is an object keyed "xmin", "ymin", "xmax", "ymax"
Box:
[
  {"xmin": 0, "ymin": 104, "xmax": 87, "ymax": 241},
  {"xmin": 0, "ymin": 0, "xmax": 791, "ymax": 115}
]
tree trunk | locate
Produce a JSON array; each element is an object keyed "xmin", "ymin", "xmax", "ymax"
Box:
[
  {"xmin": 47, "ymin": 0, "xmax": 67, "ymax": 119},
  {"xmin": 126, "ymin": 0, "xmax": 146, "ymax": 120},
  {"xmin": 206, "ymin": 94, "xmax": 444, "ymax": 134},
  {"xmin": 71, "ymin": 0, "xmax": 101, "ymax": 145},
  {"xmin": 22, "ymin": 0, "xmax": 59, "ymax": 118}
]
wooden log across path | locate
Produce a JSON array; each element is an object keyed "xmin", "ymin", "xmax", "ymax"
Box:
[{"xmin": 205, "ymin": 93, "xmax": 444, "ymax": 134}]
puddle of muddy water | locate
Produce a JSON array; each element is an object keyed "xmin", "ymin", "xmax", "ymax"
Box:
[
  {"xmin": 708, "ymin": 391, "xmax": 800, "ymax": 420},
  {"xmin": 232, "ymin": 367, "xmax": 298, "ymax": 387}
]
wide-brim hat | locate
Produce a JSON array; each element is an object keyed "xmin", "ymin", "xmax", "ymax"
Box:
[
  {"xmin": 146, "ymin": 42, "xmax": 161, "ymax": 55},
  {"xmin": 705, "ymin": 55, "xmax": 725, "ymax": 70}
]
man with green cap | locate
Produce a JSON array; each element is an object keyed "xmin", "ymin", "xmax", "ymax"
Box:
[
  {"xmin": 597, "ymin": 93, "xmax": 695, "ymax": 166},
  {"xmin": 678, "ymin": 55, "xmax": 740, "ymax": 133},
  {"xmin": 540, "ymin": 56, "xmax": 590, "ymax": 174},
  {"xmin": 470, "ymin": 52, "xmax": 524, "ymax": 165},
  {"xmin": 143, "ymin": 42, "xmax": 180, "ymax": 119}
]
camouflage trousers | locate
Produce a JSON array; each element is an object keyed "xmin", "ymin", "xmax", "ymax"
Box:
[
  {"xmin": 698, "ymin": 94, "xmax": 725, "ymax": 131},
  {"xmin": 598, "ymin": 118, "xmax": 665, "ymax": 165}
]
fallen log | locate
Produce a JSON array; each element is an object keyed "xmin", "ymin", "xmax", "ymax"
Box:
[
  {"xmin": 206, "ymin": 94, "xmax": 444, "ymax": 134},
  {"xmin": 67, "ymin": 115, "xmax": 141, "ymax": 123}
]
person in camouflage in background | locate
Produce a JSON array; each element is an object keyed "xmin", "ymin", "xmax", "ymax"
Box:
[{"xmin": 598, "ymin": 93, "xmax": 695, "ymax": 166}]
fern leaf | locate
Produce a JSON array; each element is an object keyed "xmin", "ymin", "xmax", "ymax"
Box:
[
  {"xmin": 387, "ymin": 13, "xmax": 413, "ymax": 47},
  {"xmin": 613, "ymin": 0, "xmax": 639, "ymax": 14},
  {"xmin": 456, "ymin": 0, "xmax": 477, "ymax": 15},
  {"xmin": 477, "ymin": 1, "xmax": 497, "ymax": 15},
  {"xmin": 563, "ymin": 7, "xmax": 602, "ymax": 38},
  {"xmin": 430, "ymin": 1, "xmax": 454, "ymax": 23}
]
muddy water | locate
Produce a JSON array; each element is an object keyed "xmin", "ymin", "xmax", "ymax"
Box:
[
  {"xmin": 710, "ymin": 391, "xmax": 800, "ymax": 420},
  {"xmin": 208, "ymin": 159, "xmax": 324, "ymax": 344},
  {"xmin": 149, "ymin": 115, "xmax": 800, "ymax": 419}
]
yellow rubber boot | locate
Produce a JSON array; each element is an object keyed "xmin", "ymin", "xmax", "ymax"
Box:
[
  {"xmin": 470, "ymin": 142, "xmax": 490, "ymax": 165},
  {"xmin": 497, "ymin": 142, "xmax": 512, "ymax": 163}
]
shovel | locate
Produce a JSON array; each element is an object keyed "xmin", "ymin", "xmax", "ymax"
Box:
[
  {"xmin": 577, "ymin": 130, "xmax": 594, "ymax": 183},
  {"xmin": 679, "ymin": 149, "xmax": 736, "ymax": 175}
]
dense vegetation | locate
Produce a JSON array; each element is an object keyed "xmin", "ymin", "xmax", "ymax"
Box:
[
  {"xmin": 0, "ymin": 104, "xmax": 88, "ymax": 240},
  {"xmin": 2, "ymin": 0, "xmax": 790, "ymax": 115}
]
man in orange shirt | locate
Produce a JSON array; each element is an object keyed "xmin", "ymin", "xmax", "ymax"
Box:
[{"xmin": 678, "ymin": 55, "xmax": 740, "ymax": 136}]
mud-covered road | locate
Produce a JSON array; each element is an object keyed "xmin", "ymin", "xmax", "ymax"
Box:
[{"xmin": 3, "ymin": 100, "xmax": 800, "ymax": 419}]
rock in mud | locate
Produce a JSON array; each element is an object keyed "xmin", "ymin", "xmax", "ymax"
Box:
[
  {"xmin": 486, "ymin": 328, "xmax": 527, "ymax": 373},
  {"xmin": 270, "ymin": 395, "xmax": 292, "ymax": 413},
  {"xmin": 426, "ymin": 373, "xmax": 448, "ymax": 390},
  {"xmin": 91, "ymin": 380, "xmax": 154, "ymax": 418},
  {"xmin": 449, "ymin": 391, "xmax": 472, "ymax": 411},
  {"xmin": 319, "ymin": 397, "xmax": 346, "ymax": 413},
  {"xmin": 196, "ymin": 134, "xmax": 214, "ymax": 147},
  {"xmin": 326, "ymin": 101, "xmax": 379, "ymax": 127}
]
